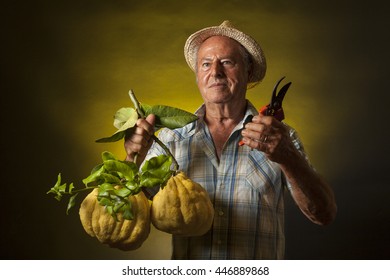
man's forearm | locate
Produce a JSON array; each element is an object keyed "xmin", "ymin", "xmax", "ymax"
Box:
[{"xmin": 280, "ymin": 149, "xmax": 337, "ymax": 225}]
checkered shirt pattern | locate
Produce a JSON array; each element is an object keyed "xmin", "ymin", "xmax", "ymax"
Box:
[{"xmin": 145, "ymin": 101, "xmax": 307, "ymax": 259}]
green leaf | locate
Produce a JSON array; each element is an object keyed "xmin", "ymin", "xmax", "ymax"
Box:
[
  {"xmin": 46, "ymin": 174, "xmax": 60, "ymax": 195},
  {"xmin": 114, "ymin": 108, "xmax": 138, "ymax": 132},
  {"xmin": 141, "ymin": 104, "xmax": 198, "ymax": 129},
  {"xmin": 113, "ymin": 201, "xmax": 125, "ymax": 212},
  {"xmin": 99, "ymin": 173, "xmax": 122, "ymax": 185},
  {"xmin": 125, "ymin": 182, "xmax": 140, "ymax": 192},
  {"xmin": 102, "ymin": 151, "xmax": 117, "ymax": 161},
  {"xmin": 68, "ymin": 182, "xmax": 75, "ymax": 194},
  {"xmin": 95, "ymin": 108, "xmax": 138, "ymax": 143},
  {"xmin": 89, "ymin": 163, "xmax": 104, "ymax": 176},
  {"xmin": 99, "ymin": 182, "xmax": 116, "ymax": 191},
  {"xmin": 82, "ymin": 164, "xmax": 105, "ymax": 186},
  {"xmin": 103, "ymin": 160, "xmax": 138, "ymax": 182},
  {"xmin": 140, "ymin": 176, "xmax": 166, "ymax": 188},
  {"xmin": 47, "ymin": 173, "xmax": 67, "ymax": 201},
  {"xmin": 95, "ymin": 130, "xmax": 126, "ymax": 143},
  {"xmin": 122, "ymin": 204, "xmax": 134, "ymax": 220},
  {"xmin": 104, "ymin": 205, "xmax": 118, "ymax": 221},
  {"xmin": 97, "ymin": 195, "xmax": 114, "ymax": 206},
  {"xmin": 54, "ymin": 173, "xmax": 62, "ymax": 188},
  {"xmin": 140, "ymin": 155, "xmax": 173, "ymax": 188},
  {"xmin": 141, "ymin": 155, "xmax": 172, "ymax": 175},
  {"xmin": 139, "ymin": 103, "xmax": 152, "ymax": 116},
  {"xmin": 114, "ymin": 187, "xmax": 131, "ymax": 198},
  {"xmin": 95, "ymin": 103, "xmax": 197, "ymax": 143},
  {"xmin": 66, "ymin": 193, "xmax": 78, "ymax": 214},
  {"xmin": 113, "ymin": 107, "xmax": 138, "ymax": 129},
  {"xmin": 97, "ymin": 183, "xmax": 116, "ymax": 198}
]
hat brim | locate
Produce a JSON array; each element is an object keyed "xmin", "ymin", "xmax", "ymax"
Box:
[{"xmin": 184, "ymin": 22, "xmax": 266, "ymax": 86}]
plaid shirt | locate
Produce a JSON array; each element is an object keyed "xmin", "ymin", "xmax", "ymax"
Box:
[{"xmin": 145, "ymin": 101, "xmax": 307, "ymax": 259}]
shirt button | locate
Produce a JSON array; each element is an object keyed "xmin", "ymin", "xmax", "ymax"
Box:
[{"xmin": 218, "ymin": 210, "xmax": 224, "ymax": 216}]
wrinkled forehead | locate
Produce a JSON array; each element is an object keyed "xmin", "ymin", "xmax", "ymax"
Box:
[
  {"xmin": 197, "ymin": 35, "xmax": 244, "ymax": 60},
  {"xmin": 198, "ymin": 35, "xmax": 242, "ymax": 51}
]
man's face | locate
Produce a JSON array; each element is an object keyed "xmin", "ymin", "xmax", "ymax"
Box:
[{"xmin": 196, "ymin": 36, "xmax": 249, "ymax": 105}]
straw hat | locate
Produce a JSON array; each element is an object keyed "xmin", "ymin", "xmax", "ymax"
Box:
[{"xmin": 184, "ymin": 20, "xmax": 266, "ymax": 86}]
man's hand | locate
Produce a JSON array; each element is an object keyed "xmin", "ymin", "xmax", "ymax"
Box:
[
  {"xmin": 241, "ymin": 114, "xmax": 337, "ymax": 225},
  {"xmin": 124, "ymin": 114, "xmax": 156, "ymax": 165},
  {"xmin": 241, "ymin": 114, "xmax": 297, "ymax": 163}
]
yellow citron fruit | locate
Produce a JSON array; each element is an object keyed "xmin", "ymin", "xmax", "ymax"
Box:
[
  {"xmin": 79, "ymin": 188, "xmax": 150, "ymax": 251},
  {"xmin": 151, "ymin": 172, "xmax": 214, "ymax": 236}
]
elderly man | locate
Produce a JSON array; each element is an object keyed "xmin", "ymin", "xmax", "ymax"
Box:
[{"xmin": 124, "ymin": 21, "xmax": 337, "ymax": 259}]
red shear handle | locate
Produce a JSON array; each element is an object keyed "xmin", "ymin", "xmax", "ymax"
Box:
[{"xmin": 259, "ymin": 104, "xmax": 285, "ymax": 121}]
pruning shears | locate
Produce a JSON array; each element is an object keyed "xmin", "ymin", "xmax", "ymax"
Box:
[{"xmin": 239, "ymin": 76, "xmax": 292, "ymax": 146}]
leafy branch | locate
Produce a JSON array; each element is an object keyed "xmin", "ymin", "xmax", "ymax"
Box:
[
  {"xmin": 47, "ymin": 151, "xmax": 173, "ymax": 220},
  {"xmin": 95, "ymin": 89, "xmax": 197, "ymax": 171},
  {"xmin": 128, "ymin": 90, "xmax": 180, "ymax": 171},
  {"xmin": 48, "ymin": 89, "xmax": 198, "ymax": 221}
]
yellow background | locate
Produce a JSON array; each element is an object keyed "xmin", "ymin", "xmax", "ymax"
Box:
[{"xmin": 1, "ymin": 0, "xmax": 389, "ymax": 259}]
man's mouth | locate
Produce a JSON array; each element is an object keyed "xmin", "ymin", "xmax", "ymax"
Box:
[{"xmin": 209, "ymin": 82, "xmax": 227, "ymax": 88}]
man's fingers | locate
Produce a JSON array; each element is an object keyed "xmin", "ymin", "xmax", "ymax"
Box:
[{"xmin": 136, "ymin": 114, "xmax": 156, "ymax": 136}]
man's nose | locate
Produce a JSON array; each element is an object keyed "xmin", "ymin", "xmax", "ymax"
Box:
[{"xmin": 210, "ymin": 62, "xmax": 224, "ymax": 78}]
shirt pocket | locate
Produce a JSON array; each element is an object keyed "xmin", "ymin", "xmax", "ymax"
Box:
[{"xmin": 244, "ymin": 151, "xmax": 280, "ymax": 196}]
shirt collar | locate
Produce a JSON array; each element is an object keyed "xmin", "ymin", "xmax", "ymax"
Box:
[
  {"xmin": 194, "ymin": 100, "xmax": 258, "ymax": 121},
  {"xmin": 194, "ymin": 100, "xmax": 258, "ymax": 134}
]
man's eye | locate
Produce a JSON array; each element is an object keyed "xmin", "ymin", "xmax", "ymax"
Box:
[
  {"xmin": 222, "ymin": 60, "xmax": 233, "ymax": 65},
  {"xmin": 202, "ymin": 62, "xmax": 211, "ymax": 68}
]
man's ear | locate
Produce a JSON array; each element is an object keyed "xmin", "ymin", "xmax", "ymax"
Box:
[{"xmin": 247, "ymin": 64, "xmax": 254, "ymax": 82}]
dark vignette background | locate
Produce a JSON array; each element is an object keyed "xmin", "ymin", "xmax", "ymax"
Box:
[{"xmin": 1, "ymin": 0, "xmax": 389, "ymax": 259}]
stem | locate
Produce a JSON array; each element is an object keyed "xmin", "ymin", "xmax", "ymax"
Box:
[
  {"xmin": 70, "ymin": 186, "xmax": 96, "ymax": 194},
  {"xmin": 129, "ymin": 89, "xmax": 145, "ymax": 118},
  {"xmin": 128, "ymin": 89, "xmax": 143, "ymax": 164},
  {"xmin": 128, "ymin": 89, "xmax": 179, "ymax": 172},
  {"xmin": 152, "ymin": 135, "xmax": 179, "ymax": 172}
]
